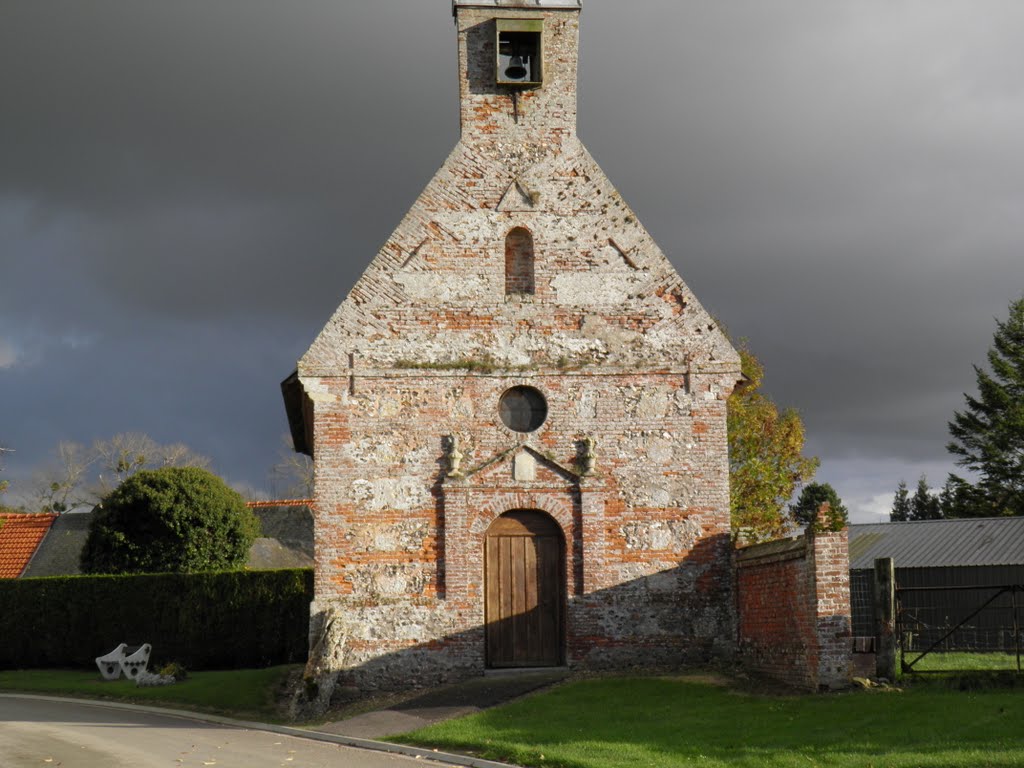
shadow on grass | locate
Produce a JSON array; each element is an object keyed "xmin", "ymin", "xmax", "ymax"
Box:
[{"xmin": 396, "ymin": 677, "xmax": 1024, "ymax": 768}]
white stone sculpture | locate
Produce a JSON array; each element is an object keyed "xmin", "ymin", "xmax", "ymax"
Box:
[
  {"xmin": 95, "ymin": 643, "xmax": 128, "ymax": 680},
  {"xmin": 97, "ymin": 641, "xmax": 174, "ymax": 686},
  {"xmin": 118, "ymin": 643, "xmax": 152, "ymax": 681}
]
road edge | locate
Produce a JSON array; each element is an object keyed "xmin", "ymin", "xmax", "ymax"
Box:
[{"xmin": 0, "ymin": 693, "xmax": 517, "ymax": 768}]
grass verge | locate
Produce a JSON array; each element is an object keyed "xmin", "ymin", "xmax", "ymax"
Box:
[
  {"xmin": 906, "ymin": 651, "xmax": 1022, "ymax": 672},
  {"xmin": 0, "ymin": 666, "xmax": 297, "ymax": 720},
  {"xmin": 396, "ymin": 676, "xmax": 1024, "ymax": 768}
]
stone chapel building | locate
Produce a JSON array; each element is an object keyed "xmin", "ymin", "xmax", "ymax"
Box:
[{"xmin": 283, "ymin": 0, "xmax": 741, "ymax": 691}]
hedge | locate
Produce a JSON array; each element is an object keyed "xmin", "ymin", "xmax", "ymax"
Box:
[{"xmin": 0, "ymin": 569, "xmax": 312, "ymax": 670}]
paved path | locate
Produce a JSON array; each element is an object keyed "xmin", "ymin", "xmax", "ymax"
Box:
[
  {"xmin": 0, "ymin": 695, "xmax": 448, "ymax": 768},
  {"xmin": 322, "ymin": 669, "xmax": 567, "ymax": 739}
]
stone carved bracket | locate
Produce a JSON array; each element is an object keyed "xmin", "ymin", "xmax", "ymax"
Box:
[{"xmin": 443, "ymin": 434, "xmax": 465, "ymax": 478}]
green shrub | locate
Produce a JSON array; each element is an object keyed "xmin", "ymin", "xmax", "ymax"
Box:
[
  {"xmin": 0, "ymin": 569, "xmax": 312, "ymax": 670},
  {"xmin": 158, "ymin": 661, "xmax": 188, "ymax": 681},
  {"xmin": 81, "ymin": 467, "xmax": 260, "ymax": 574}
]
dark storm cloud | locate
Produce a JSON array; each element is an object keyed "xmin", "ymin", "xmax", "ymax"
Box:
[
  {"xmin": 579, "ymin": 1, "xmax": 1024, "ymax": 517},
  {"xmin": 2, "ymin": 1, "xmax": 1022, "ymax": 519},
  {"xmin": 1, "ymin": 0, "xmax": 455, "ymax": 324}
]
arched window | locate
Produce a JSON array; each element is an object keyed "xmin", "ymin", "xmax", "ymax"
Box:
[{"xmin": 505, "ymin": 227, "xmax": 535, "ymax": 296}]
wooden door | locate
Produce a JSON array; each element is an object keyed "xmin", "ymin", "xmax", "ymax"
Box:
[{"xmin": 485, "ymin": 511, "xmax": 563, "ymax": 667}]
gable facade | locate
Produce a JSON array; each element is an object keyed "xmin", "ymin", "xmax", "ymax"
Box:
[{"xmin": 287, "ymin": 0, "xmax": 741, "ymax": 694}]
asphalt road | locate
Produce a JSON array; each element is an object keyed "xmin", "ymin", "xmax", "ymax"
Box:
[{"xmin": 0, "ymin": 695, "xmax": 448, "ymax": 768}]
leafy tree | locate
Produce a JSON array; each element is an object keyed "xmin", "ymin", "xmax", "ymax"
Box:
[
  {"xmin": 729, "ymin": 345, "xmax": 819, "ymax": 541},
  {"xmin": 790, "ymin": 482, "xmax": 848, "ymax": 530},
  {"xmin": 947, "ymin": 296, "xmax": 1024, "ymax": 516},
  {"xmin": 80, "ymin": 466, "xmax": 260, "ymax": 574},
  {"xmin": 910, "ymin": 474, "xmax": 942, "ymax": 521},
  {"xmin": 890, "ymin": 480, "xmax": 911, "ymax": 522}
]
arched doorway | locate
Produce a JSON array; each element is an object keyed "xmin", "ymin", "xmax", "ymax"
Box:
[{"xmin": 485, "ymin": 510, "xmax": 564, "ymax": 667}]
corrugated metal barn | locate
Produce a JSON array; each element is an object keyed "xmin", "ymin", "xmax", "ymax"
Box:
[{"xmin": 849, "ymin": 517, "xmax": 1024, "ymax": 651}]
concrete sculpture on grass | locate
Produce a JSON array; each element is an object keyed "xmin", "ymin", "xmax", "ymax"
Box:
[{"xmin": 95, "ymin": 642, "xmax": 174, "ymax": 686}]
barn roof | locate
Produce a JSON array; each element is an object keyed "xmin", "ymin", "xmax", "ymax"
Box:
[
  {"xmin": 0, "ymin": 513, "xmax": 58, "ymax": 578},
  {"xmin": 246, "ymin": 501, "xmax": 314, "ymax": 570},
  {"xmin": 848, "ymin": 517, "xmax": 1024, "ymax": 570}
]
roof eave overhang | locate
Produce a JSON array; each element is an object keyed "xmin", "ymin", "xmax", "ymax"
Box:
[
  {"xmin": 453, "ymin": 0, "xmax": 581, "ymax": 16},
  {"xmin": 281, "ymin": 370, "xmax": 313, "ymax": 458}
]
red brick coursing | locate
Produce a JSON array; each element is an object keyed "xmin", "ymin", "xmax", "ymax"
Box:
[
  {"xmin": 735, "ymin": 528, "xmax": 852, "ymax": 690},
  {"xmin": 307, "ymin": 371, "xmax": 736, "ymax": 689}
]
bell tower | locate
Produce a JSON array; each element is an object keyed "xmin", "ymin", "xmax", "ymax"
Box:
[{"xmin": 454, "ymin": 0, "xmax": 581, "ymax": 152}]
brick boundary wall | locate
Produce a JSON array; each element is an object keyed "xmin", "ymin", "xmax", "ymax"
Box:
[{"xmin": 735, "ymin": 517, "xmax": 852, "ymax": 690}]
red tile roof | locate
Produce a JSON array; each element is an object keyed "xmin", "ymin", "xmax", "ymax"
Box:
[{"xmin": 0, "ymin": 513, "xmax": 58, "ymax": 578}]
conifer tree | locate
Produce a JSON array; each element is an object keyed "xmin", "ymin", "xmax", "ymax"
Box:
[
  {"xmin": 890, "ymin": 479, "xmax": 911, "ymax": 522},
  {"xmin": 790, "ymin": 482, "xmax": 848, "ymax": 530},
  {"xmin": 910, "ymin": 475, "xmax": 942, "ymax": 521},
  {"xmin": 938, "ymin": 474, "xmax": 978, "ymax": 518},
  {"xmin": 947, "ymin": 297, "xmax": 1024, "ymax": 516}
]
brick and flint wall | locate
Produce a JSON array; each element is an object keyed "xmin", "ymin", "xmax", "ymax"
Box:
[
  {"xmin": 735, "ymin": 520, "xmax": 852, "ymax": 690},
  {"xmin": 295, "ymin": 1, "xmax": 741, "ymax": 692}
]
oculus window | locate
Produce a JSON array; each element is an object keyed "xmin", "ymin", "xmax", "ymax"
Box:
[{"xmin": 499, "ymin": 386, "xmax": 548, "ymax": 433}]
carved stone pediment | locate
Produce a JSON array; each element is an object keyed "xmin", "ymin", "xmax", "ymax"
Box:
[{"xmin": 442, "ymin": 442, "xmax": 580, "ymax": 487}]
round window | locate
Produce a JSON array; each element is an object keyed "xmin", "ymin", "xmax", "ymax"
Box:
[{"xmin": 499, "ymin": 386, "xmax": 548, "ymax": 433}]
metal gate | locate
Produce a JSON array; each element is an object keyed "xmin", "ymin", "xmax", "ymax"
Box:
[{"xmin": 897, "ymin": 583, "xmax": 1023, "ymax": 674}]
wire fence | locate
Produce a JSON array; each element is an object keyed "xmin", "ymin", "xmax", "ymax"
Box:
[
  {"xmin": 898, "ymin": 584, "xmax": 1022, "ymax": 673},
  {"xmin": 850, "ymin": 569, "xmax": 875, "ymax": 638},
  {"xmin": 850, "ymin": 568, "xmax": 1023, "ymax": 673}
]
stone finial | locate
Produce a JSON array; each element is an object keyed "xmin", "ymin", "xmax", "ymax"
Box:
[
  {"xmin": 445, "ymin": 435, "xmax": 464, "ymax": 477},
  {"xmin": 578, "ymin": 436, "xmax": 597, "ymax": 476}
]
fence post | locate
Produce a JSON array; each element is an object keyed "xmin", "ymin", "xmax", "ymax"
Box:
[{"xmin": 874, "ymin": 557, "xmax": 896, "ymax": 680}]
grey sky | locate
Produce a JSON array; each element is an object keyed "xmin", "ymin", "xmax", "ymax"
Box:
[{"xmin": 2, "ymin": 1, "xmax": 1022, "ymax": 520}]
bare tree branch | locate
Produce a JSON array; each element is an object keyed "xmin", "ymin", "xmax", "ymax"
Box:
[
  {"xmin": 269, "ymin": 434, "xmax": 314, "ymax": 500},
  {"xmin": 0, "ymin": 444, "xmax": 11, "ymax": 496},
  {"xmin": 28, "ymin": 434, "xmax": 214, "ymax": 512},
  {"xmin": 91, "ymin": 433, "xmax": 210, "ymax": 495},
  {"xmin": 33, "ymin": 440, "xmax": 98, "ymax": 513}
]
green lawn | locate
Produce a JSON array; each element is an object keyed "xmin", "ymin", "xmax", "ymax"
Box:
[
  {"xmin": 396, "ymin": 676, "xmax": 1024, "ymax": 768},
  {"xmin": 0, "ymin": 666, "xmax": 297, "ymax": 719},
  {"xmin": 907, "ymin": 651, "xmax": 1022, "ymax": 672}
]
